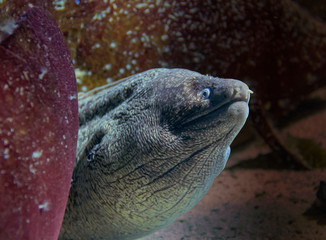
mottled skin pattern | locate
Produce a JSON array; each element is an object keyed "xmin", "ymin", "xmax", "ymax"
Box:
[{"xmin": 59, "ymin": 69, "xmax": 251, "ymax": 240}]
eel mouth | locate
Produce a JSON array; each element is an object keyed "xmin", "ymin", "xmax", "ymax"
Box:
[{"xmin": 180, "ymin": 88, "xmax": 253, "ymax": 127}]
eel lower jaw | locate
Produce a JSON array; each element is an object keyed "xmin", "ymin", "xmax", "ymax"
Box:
[{"xmin": 227, "ymin": 100, "xmax": 250, "ymax": 121}]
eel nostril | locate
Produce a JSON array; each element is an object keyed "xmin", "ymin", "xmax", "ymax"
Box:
[
  {"xmin": 234, "ymin": 87, "xmax": 240, "ymax": 96},
  {"xmin": 232, "ymin": 85, "xmax": 253, "ymax": 103},
  {"xmin": 233, "ymin": 85, "xmax": 245, "ymax": 99},
  {"xmin": 247, "ymin": 89, "xmax": 254, "ymax": 102}
]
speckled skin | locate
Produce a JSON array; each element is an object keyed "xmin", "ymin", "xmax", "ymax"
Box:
[{"xmin": 59, "ymin": 68, "xmax": 250, "ymax": 240}]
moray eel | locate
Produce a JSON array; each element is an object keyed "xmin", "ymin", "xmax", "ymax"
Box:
[{"xmin": 59, "ymin": 68, "xmax": 251, "ymax": 240}]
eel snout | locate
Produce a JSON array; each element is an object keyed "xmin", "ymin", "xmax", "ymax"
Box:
[{"xmin": 222, "ymin": 79, "xmax": 253, "ymax": 104}]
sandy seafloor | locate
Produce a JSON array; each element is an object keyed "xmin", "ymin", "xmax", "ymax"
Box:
[
  {"xmin": 140, "ymin": 109, "xmax": 326, "ymax": 240},
  {"xmin": 141, "ymin": 169, "xmax": 325, "ymax": 240}
]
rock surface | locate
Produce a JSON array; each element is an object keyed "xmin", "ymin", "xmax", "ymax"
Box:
[{"xmin": 0, "ymin": 7, "xmax": 78, "ymax": 240}]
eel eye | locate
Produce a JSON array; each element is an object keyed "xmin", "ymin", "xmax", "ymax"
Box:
[{"xmin": 201, "ymin": 88, "xmax": 211, "ymax": 100}]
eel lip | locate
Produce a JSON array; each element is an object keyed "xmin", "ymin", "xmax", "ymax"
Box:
[{"xmin": 180, "ymin": 88, "xmax": 252, "ymax": 127}]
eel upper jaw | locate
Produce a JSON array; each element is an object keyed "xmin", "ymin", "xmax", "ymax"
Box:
[{"xmin": 179, "ymin": 88, "xmax": 252, "ymax": 127}]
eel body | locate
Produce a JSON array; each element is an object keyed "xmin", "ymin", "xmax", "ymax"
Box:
[{"xmin": 59, "ymin": 68, "xmax": 251, "ymax": 240}]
